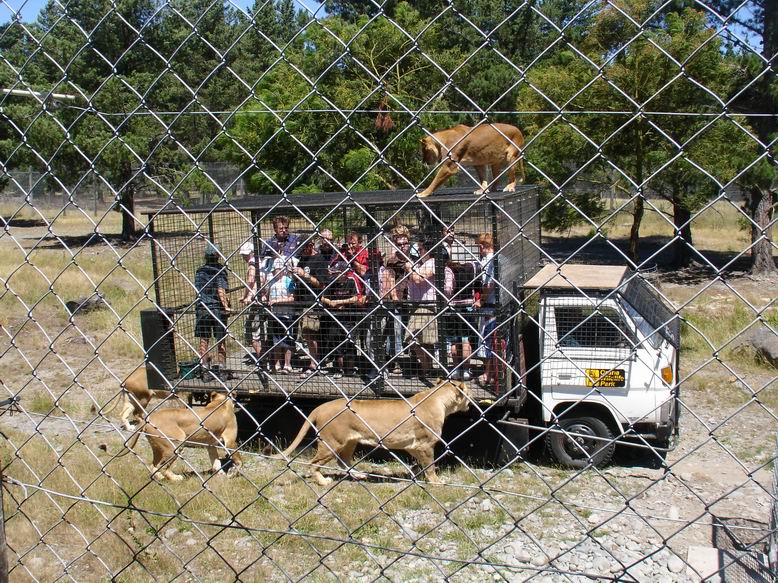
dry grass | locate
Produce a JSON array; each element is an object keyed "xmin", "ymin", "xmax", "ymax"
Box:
[
  {"xmin": 2, "ymin": 424, "xmax": 563, "ymax": 581},
  {"xmin": 0, "ymin": 206, "xmax": 153, "ymax": 414}
]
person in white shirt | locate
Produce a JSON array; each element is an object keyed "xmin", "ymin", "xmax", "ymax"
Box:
[{"xmin": 267, "ymin": 257, "xmax": 296, "ymax": 374}]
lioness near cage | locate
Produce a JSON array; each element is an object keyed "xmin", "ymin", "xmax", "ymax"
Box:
[
  {"xmin": 273, "ymin": 380, "xmax": 471, "ymax": 486},
  {"xmin": 418, "ymin": 123, "xmax": 526, "ymax": 197},
  {"xmin": 92, "ymin": 367, "xmax": 169, "ymax": 430},
  {"xmin": 118, "ymin": 392, "xmax": 242, "ymax": 481}
]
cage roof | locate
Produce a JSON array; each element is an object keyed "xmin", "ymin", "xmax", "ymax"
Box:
[
  {"xmin": 144, "ymin": 185, "xmax": 537, "ymax": 215},
  {"xmin": 524, "ymin": 264, "xmax": 629, "ymax": 291}
]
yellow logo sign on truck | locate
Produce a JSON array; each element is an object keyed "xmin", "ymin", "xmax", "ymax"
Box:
[{"xmin": 585, "ymin": 368, "xmax": 626, "ymax": 388}]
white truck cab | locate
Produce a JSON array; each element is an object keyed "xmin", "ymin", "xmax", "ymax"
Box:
[{"xmin": 523, "ymin": 265, "xmax": 680, "ymax": 468}]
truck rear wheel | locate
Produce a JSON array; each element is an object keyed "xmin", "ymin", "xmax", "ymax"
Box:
[{"xmin": 547, "ymin": 416, "xmax": 616, "ymax": 469}]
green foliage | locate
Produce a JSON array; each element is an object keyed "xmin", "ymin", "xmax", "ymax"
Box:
[{"xmin": 0, "ymin": 0, "xmax": 773, "ymax": 255}]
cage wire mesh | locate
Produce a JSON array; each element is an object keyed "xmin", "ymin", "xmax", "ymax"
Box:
[{"xmin": 0, "ymin": 0, "xmax": 776, "ymax": 581}]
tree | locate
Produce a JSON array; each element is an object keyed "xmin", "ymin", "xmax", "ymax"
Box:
[
  {"xmin": 33, "ymin": 0, "xmax": 161, "ymax": 240},
  {"xmin": 710, "ymin": 0, "xmax": 777, "ymax": 274}
]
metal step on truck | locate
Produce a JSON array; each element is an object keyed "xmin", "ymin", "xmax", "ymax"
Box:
[{"xmin": 139, "ymin": 187, "xmax": 679, "ymax": 467}]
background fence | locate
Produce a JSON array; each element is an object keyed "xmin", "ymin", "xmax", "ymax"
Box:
[{"xmin": 1, "ymin": 0, "xmax": 776, "ymax": 581}]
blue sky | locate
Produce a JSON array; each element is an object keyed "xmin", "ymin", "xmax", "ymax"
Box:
[{"xmin": 1, "ymin": 0, "xmax": 325, "ymax": 24}]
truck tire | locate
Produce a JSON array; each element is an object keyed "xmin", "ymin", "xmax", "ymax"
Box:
[{"xmin": 547, "ymin": 416, "xmax": 616, "ymax": 469}]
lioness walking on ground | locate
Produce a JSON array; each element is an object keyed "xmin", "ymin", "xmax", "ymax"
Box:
[
  {"xmin": 419, "ymin": 123, "xmax": 526, "ymax": 197},
  {"xmin": 115, "ymin": 392, "xmax": 242, "ymax": 481},
  {"xmin": 273, "ymin": 380, "xmax": 471, "ymax": 486}
]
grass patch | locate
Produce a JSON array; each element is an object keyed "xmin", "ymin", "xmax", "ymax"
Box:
[{"xmin": 25, "ymin": 391, "xmax": 57, "ymax": 414}]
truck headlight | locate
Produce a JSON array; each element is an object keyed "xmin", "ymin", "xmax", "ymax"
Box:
[{"xmin": 661, "ymin": 366, "xmax": 673, "ymax": 385}]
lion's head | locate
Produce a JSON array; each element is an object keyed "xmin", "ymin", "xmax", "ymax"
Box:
[{"xmin": 436, "ymin": 380, "xmax": 471, "ymax": 414}]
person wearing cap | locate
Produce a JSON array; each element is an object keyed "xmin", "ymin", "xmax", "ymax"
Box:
[
  {"xmin": 239, "ymin": 241, "xmax": 265, "ymax": 362},
  {"xmin": 320, "ymin": 229, "xmax": 336, "ymax": 261},
  {"xmin": 321, "ymin": 259, "xmax": 363, "ymax": 378},
  {"xmin": 261, "ymin": 215, "xmax": 300, "ymax": 262},
  {"xmin": 194, "ymin": 242, "xmax": 232, "ymax": 376},
  {"xmin": 267, "ymin": 256, "xmax": 296, "ymax": 374}
]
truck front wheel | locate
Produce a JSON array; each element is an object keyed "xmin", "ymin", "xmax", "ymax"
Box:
[{"xmin": 547, "ymin": 417, "xmax": 616, "ymax": 469}]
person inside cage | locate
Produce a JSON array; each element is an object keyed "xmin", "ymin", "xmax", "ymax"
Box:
[
  {"xmin": 444, "ymin": 253, "xmax": 482, "ymax": 382},
  {"xmin": 357, "ymin": 237, "xmax": 386, "ymax": 382},
  {"xmin": 403, "ymin": 236, "xmax": 439, "ymax": 380},
  {"xmin": 239, "ymin": 241, "xmax": 265, "ymax": 364},
  {"xmin": 261, "ymin": 215, "xmax": 300, "ymax": 261},
  {"xmin": 295, "ymin": 231, "xmax": 335, "ymax": 378},
  {"xmin": 381, "ymin": 224, "xmax": 411, "ymax": 375},
  {"xmin": 266, "ymin": 256, "xmax": 297, "ymax": 374},
  {"xmin": 342, "ymin": 231, "xmax": 370, "ymax": 289},
  {"xmin": 321, "ymin": 259, "xmax": 363, "ymax": 379},
  {"xmin": 477, "ymin": 233, "xmax": 498, "ymax": 386},
  {"xmin": 440, "ymin": 224, "xmax": 475, "ymax": 265},
  {"xmin": 194, "ymin": 242, "xmax": 233, "ymax": 378},
  {"xmin": 334, "ymin": 232, "xmax": 369, "ymax": 371}
]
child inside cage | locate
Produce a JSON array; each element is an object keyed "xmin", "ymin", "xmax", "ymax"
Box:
[
  {"xmin": 321, "ymin": 259, "xmax": 363, "ymax": 378},
  {"xmin": 477, "ymin": 233, "xmax": 498, "ymax": 386},
  {"xmin": 267, "ymin": 256, "xmax": 297, "ymax": 374},
  {"xmin": 194, "ymin": 242, "xmax": 232, "ymax": 378}
]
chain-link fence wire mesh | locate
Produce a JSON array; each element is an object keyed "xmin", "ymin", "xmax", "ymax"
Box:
[{"xmin": 1, "ymin": 0, "xmax": 776, "ymax": 580}]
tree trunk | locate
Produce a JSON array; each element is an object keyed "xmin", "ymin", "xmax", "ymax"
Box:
[
  {"xmin": 628, "ymin": 124, "xmax": 644, "ymax": 263},
  {"xmin": 629, "ymin": 196, "xmax": 644, "ymax": 263},
  {"xmin": 750, "ymin": 0, "xmax": 777, "ymax": 274},
  {"xmin": 672, "ymin": 190, "xmax": 694, "ymax": 268},
  {"xmin": 120, "ymin": 186, "xmax": 137, "ymax": 241},
  {"xmin": 749, "ymin": 186, "xmax": 776, "ymax": 275}
]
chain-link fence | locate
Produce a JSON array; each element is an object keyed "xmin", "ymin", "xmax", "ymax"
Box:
[{"xmin": 1, "ymin": 0, "xmax": 776, "ymax": 581}]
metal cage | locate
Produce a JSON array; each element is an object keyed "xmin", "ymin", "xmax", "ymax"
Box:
[{"xmin": 143, "ymin": 186, "xmax": 540, "ymax": 402}]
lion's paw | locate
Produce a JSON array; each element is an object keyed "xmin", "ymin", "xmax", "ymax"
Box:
[
  {"xmin": 316, "ymin": 475, "xmax": 333, "ymax": 486},
  {"xmin": 503, "ymin": 185, "xmax": 516, "ymax": 192}
]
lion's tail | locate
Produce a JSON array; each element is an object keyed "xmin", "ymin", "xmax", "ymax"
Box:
[
  {"xmin": 113, "ymin": 423, "xmax": 145, "ymax": 458},
  {"xmin": 91, "ymin": 392, "xmax": 125, "ymax": 417},
  {"xmin": 271, "ymin": 409, "xmax": 319, "ymax": 460}
]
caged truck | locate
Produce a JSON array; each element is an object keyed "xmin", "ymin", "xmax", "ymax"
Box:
[{"xmin": 140, "ymin": 187, "xmax": 680, "ymax": 468}]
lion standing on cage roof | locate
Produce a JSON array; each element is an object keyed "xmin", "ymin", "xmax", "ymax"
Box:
[{"xmin": 418, "ymin": 123, "xmax": 526, "ymax": 197}]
